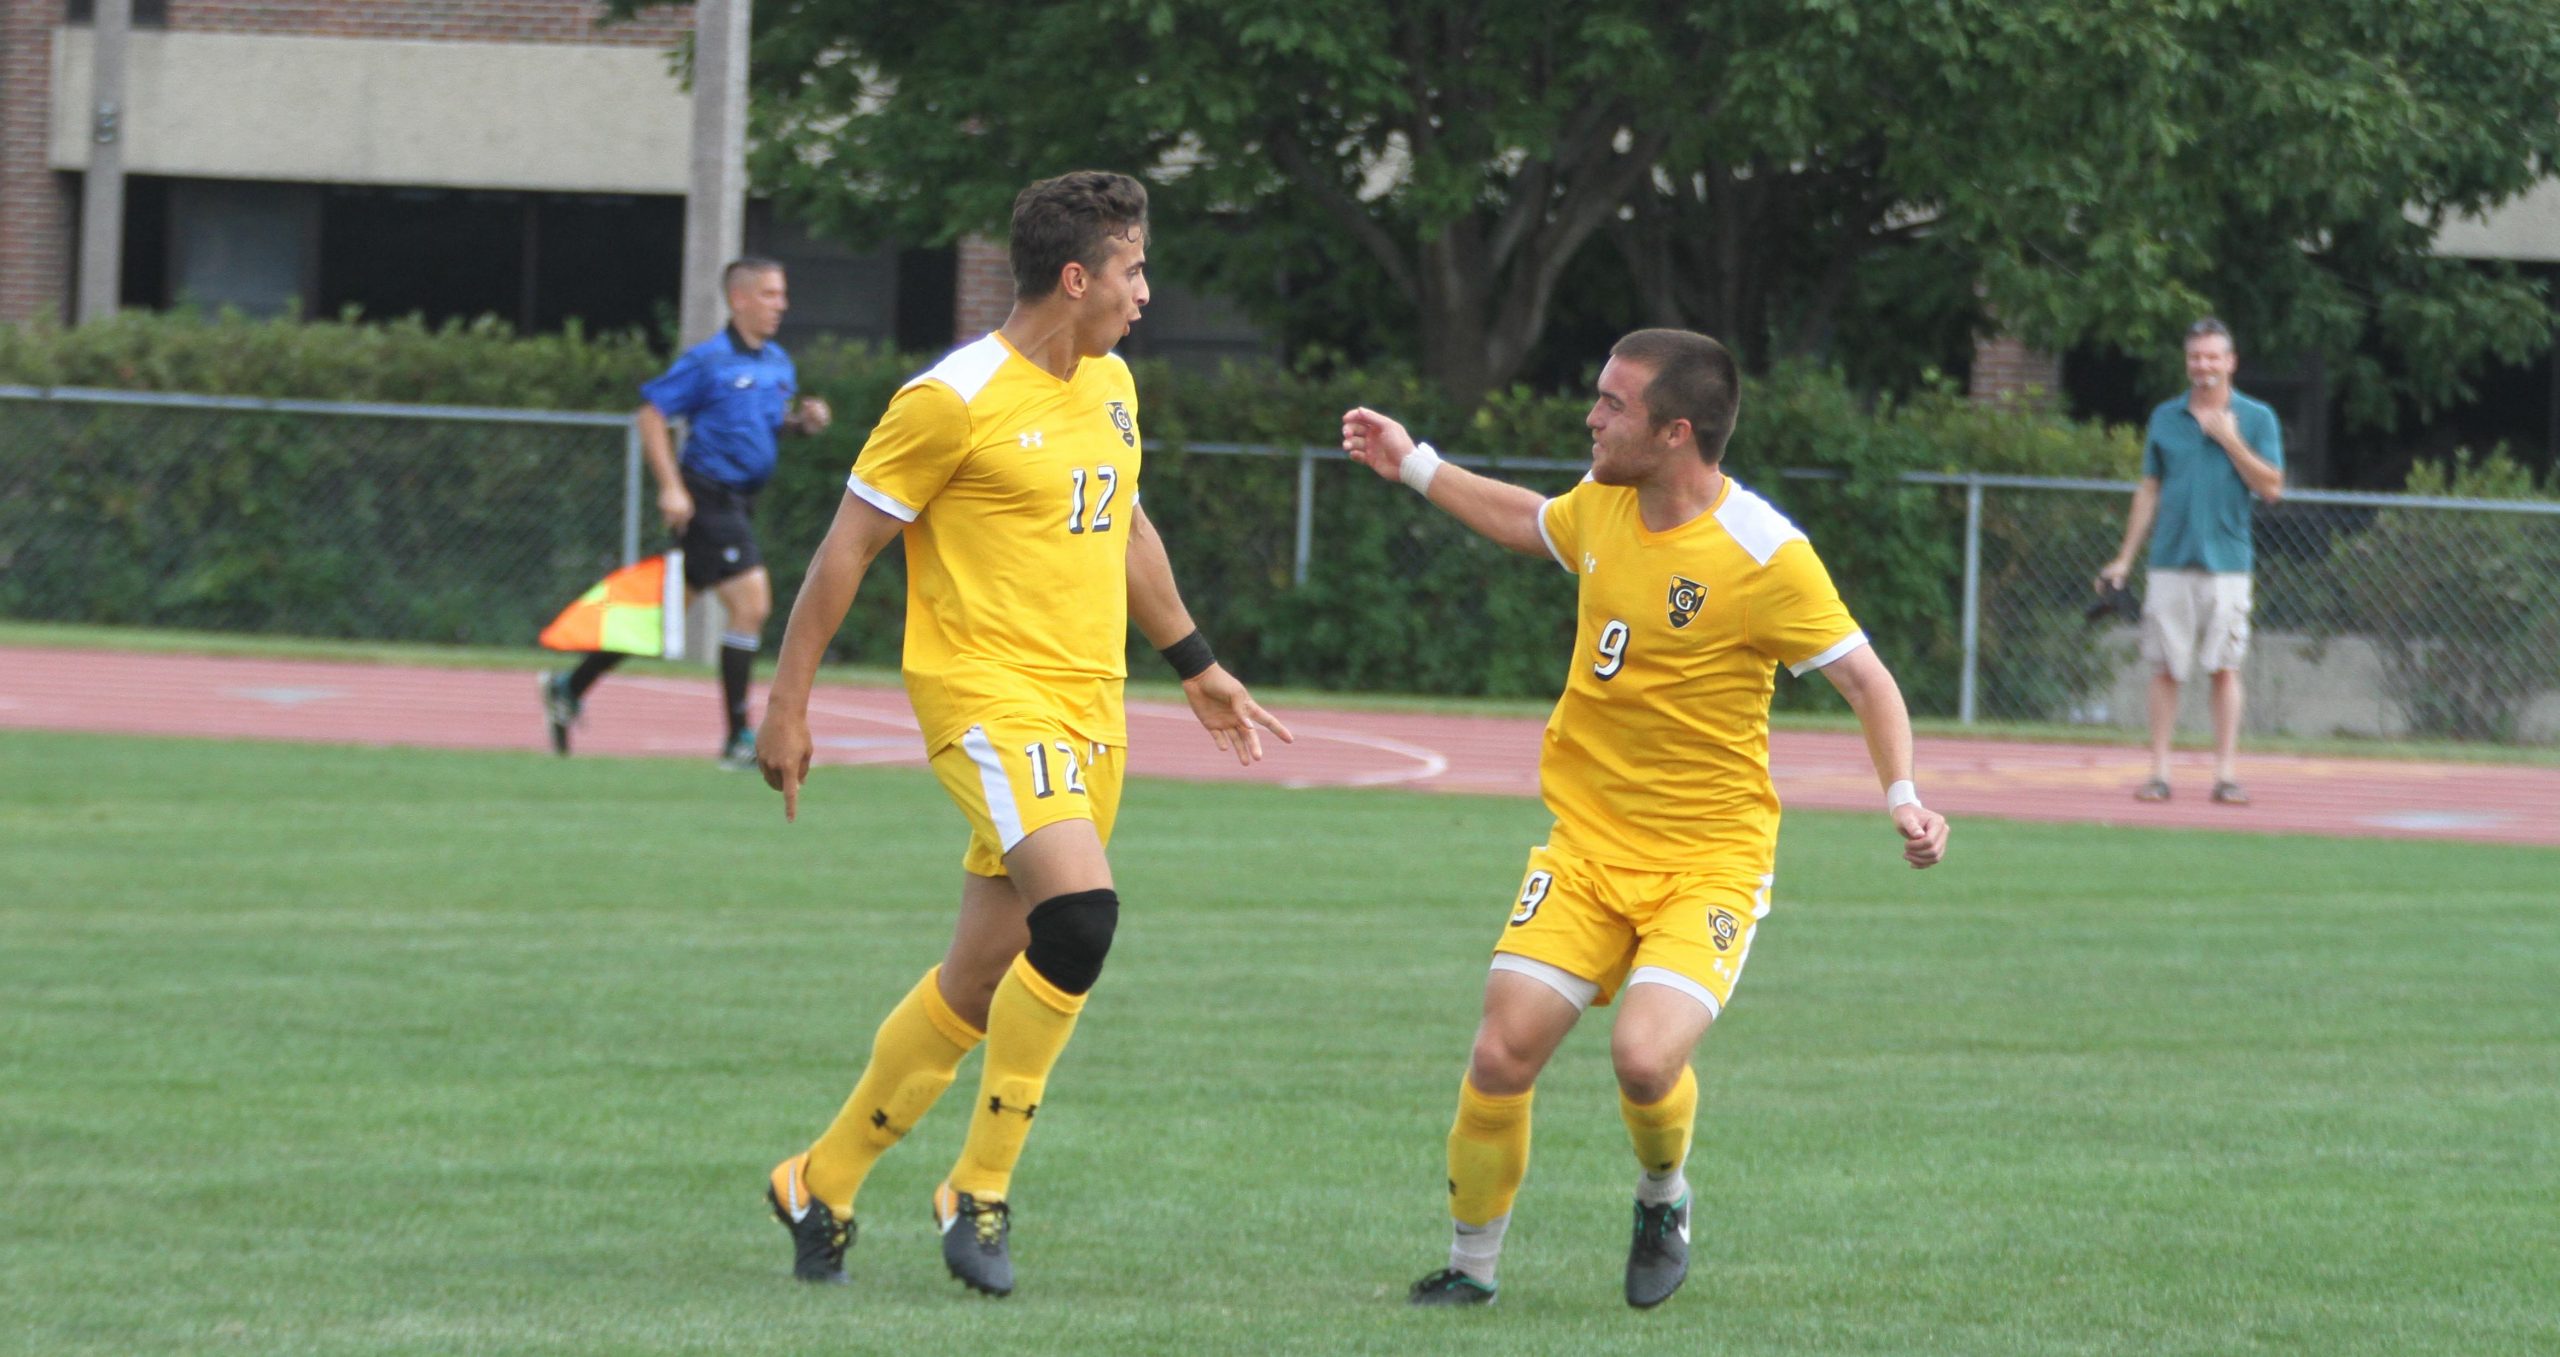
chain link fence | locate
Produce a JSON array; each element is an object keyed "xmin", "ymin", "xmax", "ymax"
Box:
[
  {"xmin": 1970, "ymin": 478, "xmax": 2560, "ymax": 743},
  {"xmin": 0, "ymin": 388, "xmax": 638, "ymax": 647},
  {"xmin": 1158, "ymin": 446, "xmax": 2560, "ymax": 744},
  {"xmin": 6, "ymin": 389, "xmax": 2555, "ymax": 745}
]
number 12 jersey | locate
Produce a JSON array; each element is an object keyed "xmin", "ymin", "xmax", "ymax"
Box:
[{"xmin": 846, "ymin": 332, "xmax": 1143, "ymax": 754}]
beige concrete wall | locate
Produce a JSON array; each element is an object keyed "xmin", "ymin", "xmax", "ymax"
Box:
[
  {"xmin": 50, "ymin": 28, "xmax": 688, "ymax": 193},
  {"xmin": 2434, "ymin": 178, "xmax": 2560, "ymax": 263},
  {"xmin": 2086, "ymin": 627, "xmax": 2560, "ymax": 742}
]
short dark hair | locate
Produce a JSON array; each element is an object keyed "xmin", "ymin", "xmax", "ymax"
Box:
[
  {"xmin": 2185, "ymin": 316, "xmax": 2234, "ymax": 348},
  {"xmin": 1609, "ymin": 329, "xmax": 1741, "ymax": 463},
  {"xmin": 1010, "ymin": 171, "xmax": 1150, "ymax": 302},
  {"xmin": 722, "ymin": 257, "xmax": 784, "ymax": 293}
]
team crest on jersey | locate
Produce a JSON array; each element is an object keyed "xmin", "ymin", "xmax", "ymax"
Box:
[
  {"xmin": 1668, "ymin": 575, "xmax": 1707, "ymax": 628},
  {"xmin": 1104, "ymin": 399, "xmax": 1136, "ymax": 447},
  {"xmin": 1708, "ymin": 908, "xmax": 1739, "ymax": 951}
]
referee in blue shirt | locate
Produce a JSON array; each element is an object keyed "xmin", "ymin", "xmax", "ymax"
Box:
[{"xmin": 544, "ymin": 258, "xmax": 833, "ymax": 766}]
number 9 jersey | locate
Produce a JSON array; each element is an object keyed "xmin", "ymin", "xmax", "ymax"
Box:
[
  {"xmin": 845, "ymin": 332, "xmax": 1143, "ymax": 756},
  {"xmin": 1533, "ymin": 477, "xmax": 1866, "ymax": 874}
]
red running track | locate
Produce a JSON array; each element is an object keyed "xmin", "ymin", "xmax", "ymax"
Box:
[{"xmin": 5, "ymin": 645, "xmax": 2557, "ymax": 848}]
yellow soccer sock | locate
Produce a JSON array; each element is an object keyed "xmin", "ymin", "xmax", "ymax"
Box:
[
  {"xmin": 1446, "ymin": 1077, "xmax": 1535, "ymax": 1227},
  {"xmin": 804, "ymin": 966, "xmax": 984, "ymax": 1216},
  {"xmin": 947, "ymin": 954, "xmax": 1087, "ymax": 1201},
  {"xmin": 1620, "ymin": 1066, "xmax": 1698, "ymax": 1181}
]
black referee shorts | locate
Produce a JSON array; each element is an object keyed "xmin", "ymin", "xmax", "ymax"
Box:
[{"xmin": 679, "ymin": 473, "xmax": 763, "ymax": 590}]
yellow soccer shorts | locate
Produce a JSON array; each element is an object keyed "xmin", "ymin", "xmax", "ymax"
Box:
[
  {"xmin": 1490, "ymin": 842, "xmax": 1771, "ymax": 1017},
  {"xmin": 927, "ymin": 718, "xmax": 1125, "ymax": 877}
]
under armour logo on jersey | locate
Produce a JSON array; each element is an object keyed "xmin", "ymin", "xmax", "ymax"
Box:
[
  {"xmin": 1582, "ymin": 552, "xmax": 1597, "ymax": 574},
  {"xmin": 1668, "ymin": 575, "xmax": 1706, "ymax": 628},
  {"xmin": 1018, "ymin": 431, "xmax": 1044, "ymax": 449},
  {"xmin": 988, "ymin": 1095, "xmax": 1038, "ymax": 1120}
]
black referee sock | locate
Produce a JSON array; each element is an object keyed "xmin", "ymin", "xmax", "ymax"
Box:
[
  {"xmin": 566, "ymin": 650, "xmax": 624, "ymax": 699},
  {"xmin": 720, "ymin": 633, "xmax": 759, "ymax": 737}
]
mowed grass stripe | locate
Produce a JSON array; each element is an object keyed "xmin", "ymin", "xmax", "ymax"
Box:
[{"xmin": 2, "ymin": 730, "xmax": 2554, "ymax": 1356}]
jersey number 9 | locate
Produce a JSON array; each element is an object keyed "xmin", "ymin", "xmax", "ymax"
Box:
[{"xmin": 1593, "ymin": 618, "xmax": 1631, "ymax": 680}]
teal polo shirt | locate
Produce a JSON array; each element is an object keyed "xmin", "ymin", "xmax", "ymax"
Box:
[{"xmin": 2141, "ymin": 390, "xmax": 2282, "ymax": 574}]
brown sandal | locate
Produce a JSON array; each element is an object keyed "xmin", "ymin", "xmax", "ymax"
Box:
[{"xmin": 2135, "ymin": 778, "xmax": 2171, "ymax": 802}]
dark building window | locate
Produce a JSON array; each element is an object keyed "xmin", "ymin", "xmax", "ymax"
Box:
[
  {"xmin": 65, "ymin": 1, "xmax": 171, "ymax": 25},
  {"xmin": 316, "ymin": 186, "xmax": 681, "ymax": 337}
]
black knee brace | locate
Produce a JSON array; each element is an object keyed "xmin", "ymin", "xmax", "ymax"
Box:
[{"xmin": 1023, "ymin": 889, "xmax": 1119, "ymax": 995}]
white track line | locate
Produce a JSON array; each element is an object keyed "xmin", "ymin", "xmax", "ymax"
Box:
[{"xmin": 1127, "ymin": 702, "xmax": 1450, "ymax": 789}]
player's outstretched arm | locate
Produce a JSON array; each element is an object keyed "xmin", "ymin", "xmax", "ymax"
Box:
[
  {"xmin": 1340, "ymin": 406, "xmax": 1551, "ymax": 558},
  {"xmin": 1127, "ymin": 503, "xmax": 1293, "ymax": 765},
  {"xmin": 757, "ymin": 492, "xmax": 905, "ymax": 820},
  {"xmin": 1819, "ymin": 645, "xmax": 1949, "ymax": 869}
]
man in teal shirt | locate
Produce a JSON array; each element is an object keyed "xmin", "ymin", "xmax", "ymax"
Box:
[{"xmin": 2097, "ymin": 318, "xmax": 2285, "ymax": 805}]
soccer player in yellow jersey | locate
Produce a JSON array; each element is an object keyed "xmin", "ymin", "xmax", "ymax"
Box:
[
  {"xmin": 1342, "ymin": 329, "xmax": 1950, "ymax": 1310},
  {"xmin": 751, "ymin": 172, "xmax": 1291, "ymax": 1296}
]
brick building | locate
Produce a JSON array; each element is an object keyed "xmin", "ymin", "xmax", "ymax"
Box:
[{"xmin": 1, "ymin": 1, "xmax": 1256, "ymax": 361}]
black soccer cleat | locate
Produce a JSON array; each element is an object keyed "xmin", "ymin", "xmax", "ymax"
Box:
[
  {"xmin": 540, "ymin": 671, "xmax": 580, "ymax": 756},
  {"xmin": 934, "ymin": 1181, "xmax": 1014, "ymax": 1297},
  {"xmin": 1624, "ymin": 1193, "xmax": 1691, "ymax": 1309},
  {"xmin": 767, "ymin": 1152, "xmax": 852, "ymax": 1283},
  {"xmin": 1407, "ymin": 1267, "xmax": 1498, "ymax": 1307}
]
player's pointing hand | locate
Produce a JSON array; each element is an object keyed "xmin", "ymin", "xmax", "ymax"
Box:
[{"xmin": 756, "ymin": 717, "xmax": 814, "ymax": 822}]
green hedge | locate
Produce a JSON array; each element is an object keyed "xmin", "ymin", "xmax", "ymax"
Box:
[
  {"xmin": 2304, "ymin": 451, "xmax": 2560, "ymax": 741},
  {"xmin": 2, "ymin": 312, "xmax": 2140, "ymax": 713}
]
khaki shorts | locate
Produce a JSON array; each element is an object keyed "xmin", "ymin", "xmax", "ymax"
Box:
[
  {"xmin": 2141, "ymin": 569, "xmax": 2252, "ymax": 681},
  {"xmin": 1489, "ymin": 842, "xmax": 1770, "ymax": 1018},
  {"xmin": 926, "ymin": 720, "xmax": 1125, "ymax": 877}
]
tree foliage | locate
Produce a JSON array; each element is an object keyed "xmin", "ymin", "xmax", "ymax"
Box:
[{"xmin": 617, "ymin": 0, "xmax": 2560, "ymax": 417}]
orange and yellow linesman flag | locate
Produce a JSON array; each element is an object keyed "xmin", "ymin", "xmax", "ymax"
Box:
[{"xmin": 539, "ymin": 551, "xmax": 685, "ymax": 658}]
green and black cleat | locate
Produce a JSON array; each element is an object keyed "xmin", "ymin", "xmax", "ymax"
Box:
[
  {"xmin": 1624, "ymin": 1194, "xmax": 1690, "ymax": 1309},
  {"xmin": 934, "ymin": 1181, "xmax": 1014, "ymax": 1297},
  {"xmin": 720, "ymin": 726, "xmax": 759, "ymax": 771},
  {"xmin": 767, "ymin": 1153, "xmax": 852, "ymax": 1284},
  {"xmin": 1407, "ymin": 1267, "xmax": 1498, "ymax": 1307}
]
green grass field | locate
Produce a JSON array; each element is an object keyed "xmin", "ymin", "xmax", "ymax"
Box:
[{"xmin": 4, "ymin": 730, "xmax": 2555, "ymax": 1356}]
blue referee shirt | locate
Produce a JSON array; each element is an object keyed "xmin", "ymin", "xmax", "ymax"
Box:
[
  {"xmin": 640, "ymin": 326, "xmax": 797, "ymax": 492},
  {"xmin": 2141, "ymin": 390, "xmax": 2282, "ymax": 574}
]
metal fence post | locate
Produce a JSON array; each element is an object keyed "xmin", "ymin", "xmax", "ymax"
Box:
[
  {"xmin": 621, "ymin": 421, "xmax": 643, "ymax": 567},
  {"xmin": 1293, "ymin": 447, "xmax": 1316, "ymax": 588},
  {"xmin": 1959, "ymin": 477, "xmax": 1983, "ymax": 725}
]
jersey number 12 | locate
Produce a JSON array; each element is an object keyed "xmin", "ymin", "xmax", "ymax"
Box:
[{"xmin": 1067, "ymin": 466, "xmax": 1119, "ymax": 534}]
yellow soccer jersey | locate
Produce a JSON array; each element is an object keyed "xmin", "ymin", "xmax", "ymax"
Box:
[
  {"xmin": 1533, "ymin": 477, "xmax": 1866, "ymax": 871},
  {"xmin": 845, "ymin": 333, "xmax": 1143, "ymax": 752}
]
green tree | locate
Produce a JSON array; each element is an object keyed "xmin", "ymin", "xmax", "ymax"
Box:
[
  {"xmin": 616, "ymin": 0, "xmax": 2560, "ymax": 418},
  {"xmin": 1617, "ymin": 0, "xmax": 2560, "ymax": 416}
]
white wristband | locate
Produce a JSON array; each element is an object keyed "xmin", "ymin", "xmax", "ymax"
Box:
[
  {"xmin": 1885, "ymin": 780, "xmax": 1921, "ymax": 812},
  {"xmin": 1400, "ymin": 441, "xmax": 1444, "ymax": 495}
]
